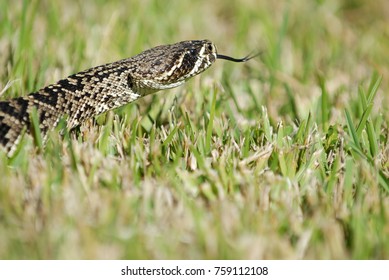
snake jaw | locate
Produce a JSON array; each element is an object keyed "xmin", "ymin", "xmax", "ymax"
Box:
[{"xmin": 137, "ymin": 79, "xmax": 186, "ymax": 91}]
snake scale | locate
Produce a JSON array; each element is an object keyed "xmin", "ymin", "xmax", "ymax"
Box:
[{"xmin": 0, "ymin": 39, "xmax": 256, "ymax": 156}]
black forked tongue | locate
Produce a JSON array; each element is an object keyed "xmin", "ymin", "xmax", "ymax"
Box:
[{"xmin": 216, "ymin": 52, "xmax": 260, "ymax": 62}]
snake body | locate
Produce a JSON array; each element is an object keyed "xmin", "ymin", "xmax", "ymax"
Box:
[{"xmin": 0, "ymin": 39, "xmax": 254, "ymax": 156}]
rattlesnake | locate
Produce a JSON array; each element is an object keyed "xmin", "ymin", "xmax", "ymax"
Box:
[{"xmin": 0, "ymin": 39, "xmax": 256, "ymax": 156}]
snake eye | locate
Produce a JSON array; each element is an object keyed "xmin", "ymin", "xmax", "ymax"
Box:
[
  {"xmin": 207, "ymin": 44, "xmax": 213, "ymax": 52},
  {"xmin": 189, "ymin": 49, "xmax": 197, "ymax": 56}
]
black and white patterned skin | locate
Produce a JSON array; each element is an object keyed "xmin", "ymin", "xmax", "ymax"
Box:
[{"xmin": 0, "ymin": 39, "xmax": 255, "ymax": 156}]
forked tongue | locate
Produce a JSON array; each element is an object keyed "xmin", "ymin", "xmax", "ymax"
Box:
[{"xmin": 216, "ymin": 52, "xmax": 259, "ymax": 62}]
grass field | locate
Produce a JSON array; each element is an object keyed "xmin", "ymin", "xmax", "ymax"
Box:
[{"xmin": 0, "ymin": 0, "xmax": 388, "ymax": 259}]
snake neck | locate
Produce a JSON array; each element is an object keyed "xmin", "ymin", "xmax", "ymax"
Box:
[{"xmin": 35, "ymin": 64, "xmax": 145, "ymax": 129}]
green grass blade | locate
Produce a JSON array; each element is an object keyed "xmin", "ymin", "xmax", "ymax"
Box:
[
  {"xmin": 98, "ymin": 112, "xmax": 114, "ymax": 155},
  {"xmin": 356, "ymin": 103, "xmax": 373, "ymax": 137},
  {"xmin": 318, "ymin": 75, "xmax": 329, "ymax": 131},
  {"xmin": 29, "ymin": 107, "xmax": 43, "ymax": 153},
  {"xmin": 262, "ymin": 106, "xmax": 273, "ymax": 142},
  {"xmin": 358, "ymin": 86, "xmax": 367, "ymax": 111},
  {"xmin": 378, "ymin": 171, "xmax": 389, "ymax": 193},
  {"xmin": 366, "ymin": 73, "xmax": 382, "ymax": 105},
  {"xmin": 205, "ymin": 87, "xmax": 217, "ymax": 154},
  {"xmin": 162, "ymin": 125, "xmax": 179, "ymax": 148},
  {"xmin": 366, "ymin": 119, "xmax": 378, "ymax": 158},
  {"xmin": 345, "ymin": 109, "xmax": 362, "ymax": 152}
]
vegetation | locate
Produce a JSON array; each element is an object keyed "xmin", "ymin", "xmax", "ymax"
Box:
[{"xmin": 0, "ymin": 0, "xmax": 388, "ymax": 259}]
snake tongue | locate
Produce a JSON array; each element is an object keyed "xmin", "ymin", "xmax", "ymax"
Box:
[{"xmin": 216, "ymin": 52, "xmax": 259, "ymax": 62}]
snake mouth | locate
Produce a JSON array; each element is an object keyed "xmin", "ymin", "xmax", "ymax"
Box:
[{"xmin": 216, "ymin": 52, "xmax": 260, "ymax": 62}]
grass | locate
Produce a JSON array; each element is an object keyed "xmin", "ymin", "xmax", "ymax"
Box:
[{"xmin": 0, "ymin": 0, "xmax": 389, "ymax": 259}]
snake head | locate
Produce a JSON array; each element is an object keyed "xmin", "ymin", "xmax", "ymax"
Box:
[
  {"xmin": 166, "ymin": 39, "xmax": 218, "ymax": 82},
  {"xmin": 127, "ymin": 39, "xmax": 257, "ymax": 93},
  {"xmin": 128, "ymin": 40, "xmax": 217, "ymax": 91}
]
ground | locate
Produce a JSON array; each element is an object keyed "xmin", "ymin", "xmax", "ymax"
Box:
[{"xmin": 0, "ymin": 0, "xmax": 388, "ymax": 259}]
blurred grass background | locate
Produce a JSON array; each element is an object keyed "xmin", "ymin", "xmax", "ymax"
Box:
[{"xmin": 0, "ymin": 0, "xmax": 388, "ymax": 259}]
